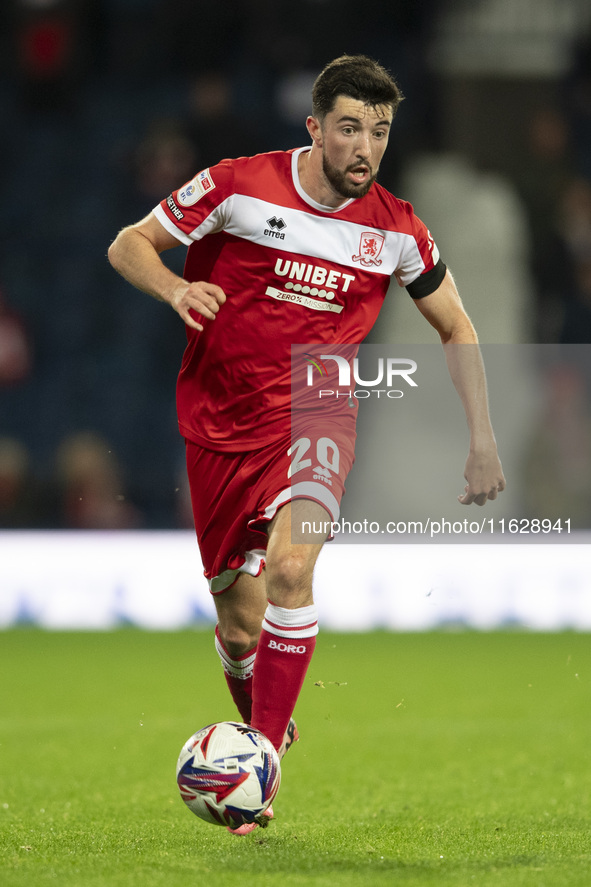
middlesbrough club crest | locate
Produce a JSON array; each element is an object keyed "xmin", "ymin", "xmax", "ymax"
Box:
[{"xmin": 352, "ymin": 231, "xmax": 385, "ymax": 267}]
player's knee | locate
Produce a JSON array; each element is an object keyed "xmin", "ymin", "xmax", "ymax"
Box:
[
  {"xmin": 265, "ymin": 552, "xmax": 314, "ymax": 607},
  {"xmin": 217, "ymin": 622, "xmax": 260, "ymax": 657}
]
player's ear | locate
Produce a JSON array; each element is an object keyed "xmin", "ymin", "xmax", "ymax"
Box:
[{"xmin": 306, "ymin": 115, "xmax": 322, "ymax": 147}]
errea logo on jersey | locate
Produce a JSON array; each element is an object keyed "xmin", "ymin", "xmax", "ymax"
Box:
[{"xmin": 264, "ymin": 216, "xmax": 287, "ymax": 239}]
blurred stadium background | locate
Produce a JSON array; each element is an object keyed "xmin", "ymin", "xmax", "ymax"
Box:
[{"xmin": 1, "ymin": 0, "xmax": 590, "ymax": 628}]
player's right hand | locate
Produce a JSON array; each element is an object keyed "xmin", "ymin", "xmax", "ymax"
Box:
[{"xmin": 168, "ymin": 280, "xmax": 227, "ymax": 331}]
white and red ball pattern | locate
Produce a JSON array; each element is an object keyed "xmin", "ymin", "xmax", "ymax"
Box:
[{"xmin": 176, "ymin": 722, "xmax": 281, "ymax": 828}]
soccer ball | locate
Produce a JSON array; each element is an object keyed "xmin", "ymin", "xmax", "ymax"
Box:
[{"xmin": 176, "ymin": 721, "xmax": 281, "ymax": 829}]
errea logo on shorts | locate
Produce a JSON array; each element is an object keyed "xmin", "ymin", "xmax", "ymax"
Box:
[{"xmin": 268, "ymin": 640, "xmax": 307, "ymax": 654}]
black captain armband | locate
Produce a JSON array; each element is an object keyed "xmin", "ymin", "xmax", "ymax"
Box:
[{"xmin": 406, "ymin": 258, "xmax": 447, "ymax": 299}]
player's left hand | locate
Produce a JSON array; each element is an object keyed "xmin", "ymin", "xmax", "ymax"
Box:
[{"xmin": 458, "ymin": 446, "xmax": 506, "ymax": 506}]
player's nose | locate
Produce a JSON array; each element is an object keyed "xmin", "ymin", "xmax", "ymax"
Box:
[{"xmin": 355, "ymin": 133, "xmax": 371, "ymax": 160}]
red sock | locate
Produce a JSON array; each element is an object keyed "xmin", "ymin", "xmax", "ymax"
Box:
[
  {"xmin": 251, "ymin": 602, "xmax": 318, "ymax": 751},
  {"xmin": 214, "ymin": 625, "xmax": 256, "ymax": 724}
]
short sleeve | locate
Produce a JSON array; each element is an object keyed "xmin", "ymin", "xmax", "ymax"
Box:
[
  {"xmin": 406, "ymin": 257, "xmax": 447, "ymax": 299},
  {"xmin": 153, "ymin": 160, "xmax": 234, "ymax": 246},
  {"xmin": 391, "ymin": 201, "xmax": 444, "ymax": 297}
]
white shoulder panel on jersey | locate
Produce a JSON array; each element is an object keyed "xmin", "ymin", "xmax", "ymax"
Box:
[
  {"xmin": 153, "ymin": 196, "xmax": 234, "ymax": 247},
  {"xmin": 224, "ymin": 193, "xmax": 424, "ymax": 280}
]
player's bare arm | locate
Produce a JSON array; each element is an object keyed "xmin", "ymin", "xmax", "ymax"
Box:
[
  {"xmin": 415, "ymin": 269, "xmax": 506, "ymax": 506},
  {"xmin": 108, "ymin": 213, "xmax": 226, "ymax": 331}
]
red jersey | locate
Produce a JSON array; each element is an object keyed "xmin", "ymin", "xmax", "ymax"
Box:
[{"xmin": 153, "ymin": 147, "xmax": 444, "ymax": 451}]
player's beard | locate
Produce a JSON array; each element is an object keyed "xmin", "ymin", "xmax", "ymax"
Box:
[{"xmin": 322, "ymin": 153, "xmax": 378, "ymax": 200}]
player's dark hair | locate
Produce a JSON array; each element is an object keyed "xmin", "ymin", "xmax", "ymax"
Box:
[{"xmin": 312, "ymin": 54, "xmax": 403, "ymax": 120}]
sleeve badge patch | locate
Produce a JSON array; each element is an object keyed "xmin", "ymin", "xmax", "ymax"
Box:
[{"xmin": 177, "ymin": 169, "xmax": 216, "ymax": 206}]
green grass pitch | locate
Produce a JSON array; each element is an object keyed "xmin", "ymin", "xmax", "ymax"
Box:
[{"xmin": 1, "ymin": 629, "xmax": 590, "ymax": 886}]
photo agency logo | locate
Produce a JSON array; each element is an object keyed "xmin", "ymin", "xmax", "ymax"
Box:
[{"xmin": 303, "ymin": 351, "xmax": 418, "ymax": 401}]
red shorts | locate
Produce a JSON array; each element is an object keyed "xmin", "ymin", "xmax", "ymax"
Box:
[{"xmin": 185, "ymin": 415, "xmax": 356, "ymax": 593}]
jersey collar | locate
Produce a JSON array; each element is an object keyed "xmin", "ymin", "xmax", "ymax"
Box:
[{"xmin": 291, "ymin": 147, "xmax": 355, "ymax": 214}]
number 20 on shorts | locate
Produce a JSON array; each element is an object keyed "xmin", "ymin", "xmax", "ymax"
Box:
[{"xmin": 287, "ymin": 437, "xmax": 340, "ymax": 478}]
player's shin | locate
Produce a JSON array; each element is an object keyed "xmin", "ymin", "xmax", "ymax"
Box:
[
  {"xmin": 251, "ymin": 602, "xmax": 318, "ymax": 751},
  {"xmin": 214, "ymin": 625, "xmax": 256, "ymax": 724}
]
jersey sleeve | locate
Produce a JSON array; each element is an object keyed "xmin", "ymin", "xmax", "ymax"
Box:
[
  {"xmin": 394, "ymin": 203, "xmax": 446, "ymax": 299},
  {"xmin": 152, "ymin": 160, "xmax": 235, "ymax": 246}
]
